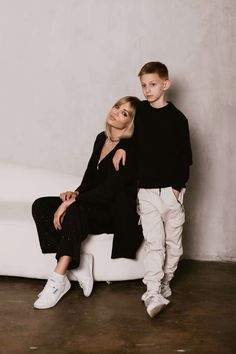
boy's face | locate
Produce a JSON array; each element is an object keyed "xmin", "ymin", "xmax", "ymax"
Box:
[{"xmin": 140, "ymin": 73, "xmax": 170, "ymax": 106}]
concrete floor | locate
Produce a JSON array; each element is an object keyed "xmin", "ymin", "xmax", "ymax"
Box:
[{"xmin": 0, "ymin": 260, "xmax": 236, "ymax": 354}]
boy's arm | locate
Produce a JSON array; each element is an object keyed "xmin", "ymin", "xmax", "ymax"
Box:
[
  {"xmin": 172, "ymin": 117, "xmax": 192, "ymax": 190},
  {"xmin": 113, "ymin": 134, "xmax": 137, "ymax": 171},
  {"xmin": 113, "ymin": 149, "xmax": 126, "ymax": 171}
]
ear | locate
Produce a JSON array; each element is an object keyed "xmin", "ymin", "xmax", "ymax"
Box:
[{"xmin": 163, "ymin": 79, "xmax": 171, "ymax": 91}]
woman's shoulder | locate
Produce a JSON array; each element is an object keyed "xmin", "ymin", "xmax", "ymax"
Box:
[
  {"xmin": 95, "ymin": 131, "xmax": 106, "ymax": 140},
  {"xmin": 94, "ymin": 131, "xmax": 106, "ymax": 145}
]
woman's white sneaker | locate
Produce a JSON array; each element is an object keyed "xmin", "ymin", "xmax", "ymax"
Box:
[
  {"xmin": 70, "ymin": 253, "xmax": 94, "ymax": 297},
  {"xmin": 34, "ymin": 276, "xmax": 71, "ymax": 309}
]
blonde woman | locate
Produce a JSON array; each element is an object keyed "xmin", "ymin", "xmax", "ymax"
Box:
[{"xmin": 32, "ymin": 96, "xmax": 143, "ymax": 309}]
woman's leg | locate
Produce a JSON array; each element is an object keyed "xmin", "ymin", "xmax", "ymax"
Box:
[
  {"xmin": 32, "ymin": 197, "xmax": 72, "ymax": 310},
  {"xmin": 34, "ymin": 201, "xmax": 92, "ymax": 309},
  {"xmin": 68, "ymin": 203, "xmax": 113, "ymax": 297},
  {"xmin": 32, "ymin": 196, "xmax": 62, "ymax": 253},
  {"xmin": 54, "ymin": 255, "xmax": 72, "ymax": 275},
  {"xmin": 33, "ymin": 199, "xmax": 113, "ymax": 307},
  {"xmin": 34, "ymin": 255, "xmax": 72, "ymax": 310}
]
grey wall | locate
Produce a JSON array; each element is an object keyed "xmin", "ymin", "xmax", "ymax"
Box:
[{"xmin": 0, "ymin": 0, "xmax": 235, "ymax": 261}]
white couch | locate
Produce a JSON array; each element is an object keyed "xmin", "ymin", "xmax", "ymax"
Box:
[{"xmin": 0, "ymin": 162, "xmax": 145, "ymax": 281}]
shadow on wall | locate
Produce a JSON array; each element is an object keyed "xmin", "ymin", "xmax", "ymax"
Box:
[{"xmin": 168, "ymin": 81, "xmax": 201, "ymax": 259}]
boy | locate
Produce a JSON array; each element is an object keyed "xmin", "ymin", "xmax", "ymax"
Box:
[{"xmin": 113, "ymin": 62, "xmax": 192, "ymax": 318}]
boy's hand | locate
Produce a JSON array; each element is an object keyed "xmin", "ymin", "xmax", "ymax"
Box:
[
  {"xmin": 113, "ymin": 149, "xmax": 126, "ymax": 171},
  {"xmin": 172, "ymin": 188, "xmax": 180, "ymax": 200}
]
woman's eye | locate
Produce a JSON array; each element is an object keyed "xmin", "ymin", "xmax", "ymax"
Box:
[{"xmin": 122, "ymin": 111, "xmax": 128, "ymax": 117}]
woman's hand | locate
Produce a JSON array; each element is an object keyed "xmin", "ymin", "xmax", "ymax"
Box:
[
  {"xmin": 113, "ymin": 149, "xmax": 126, "ymax": 171},
  {"xmin": 53, "ymin": 198, "xmax": 76, "ymax": 230},
  {"xmin": 59, "ymin": 191, "xmax": 79, "ymax": 202}
]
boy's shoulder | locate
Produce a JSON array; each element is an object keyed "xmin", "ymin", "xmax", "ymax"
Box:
[
  {"xmin": 168, "ymin": 102, "xmax": 188, "ymax": 122},
  {"xmin": 137, "ymin": 100, "xmax": 150, "ymax": 109},
  {"xmin": 137, "ymin": 101, "xmax": 188, "ymax": 121}
]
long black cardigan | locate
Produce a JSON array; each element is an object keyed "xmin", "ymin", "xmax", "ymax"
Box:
[{"xmin": 75, "ymin": 132, "xmax": 143, "ymax": 259}]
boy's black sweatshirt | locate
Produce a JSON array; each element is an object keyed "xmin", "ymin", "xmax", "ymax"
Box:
[{"xmin": 131, "ymin": 101, "xmax": 192, "ymax": 190}]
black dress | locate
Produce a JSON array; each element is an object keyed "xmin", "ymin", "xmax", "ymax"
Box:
[{"xmin": 32, "ymin": 132, "xmax": 143, "ymax": 269}]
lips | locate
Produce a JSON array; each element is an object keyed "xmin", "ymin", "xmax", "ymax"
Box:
[{"xmin": 109, "ymin": 114, "xmax": 116, "ymax": 121}]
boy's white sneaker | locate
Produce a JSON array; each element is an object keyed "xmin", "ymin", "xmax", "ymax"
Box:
[
  {"xmin": 144, "ymin": 293, "xmax": 170, "ymax": 318},
  {"xmin": 34, "ymin": 276, "xmax": 71, "ymax": 309},
  {"xmin": 161, "ymin": 282, "xmax": 172, "ymax": 298},
  {"xmin": 142, "ymin": 282, "xmax": 172, "ymax": 301},
  {"xmin": 70, "ymin": 253, "xmax": 94, "ymax": 297}
]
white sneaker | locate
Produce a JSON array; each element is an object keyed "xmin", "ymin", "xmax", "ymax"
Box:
[
  {"xmin": 161, "ymin": 282, "xmax": 172, "ymax": 298},
  {"xmin": 144, "ymin": 293, "xmax": 170, "ymax": 318},
  {"xmin": 70, "ymin": 254, "xmax": 94, "ymax": 297},
  {"xmin": 34, "ymin": 276, "xmax": 71, "ymax": 309}
]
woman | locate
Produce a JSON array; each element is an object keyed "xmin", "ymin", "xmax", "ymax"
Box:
[{"xmin": 32, "ymin": 96, "xmax": 143, "ymax": 309}]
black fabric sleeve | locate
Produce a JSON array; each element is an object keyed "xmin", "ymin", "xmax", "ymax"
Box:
[
  {"xmin": 74, "ymin": 134, "xmax": 101, "ymax": 194},
  {"xmin": 172, "ymin": 117, "xmax": 192, "ymax": 190}
]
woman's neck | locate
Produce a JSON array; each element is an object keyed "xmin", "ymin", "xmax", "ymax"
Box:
[{"xmin": 109, "ymin": 128, "xmax": 124, "ymax": 142}]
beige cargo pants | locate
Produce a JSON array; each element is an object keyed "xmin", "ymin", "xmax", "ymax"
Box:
[{"xmin": 138, "ymin": 187, "xmax": 186, "ymax": 292}]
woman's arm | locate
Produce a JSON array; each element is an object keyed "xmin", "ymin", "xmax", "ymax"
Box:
[
  {"xmin": 53, "ymin": 197, "xmax": 76, "ymax": 230},
  {"xmin": 59, "ymin": 191, "xmax": 79, "ymax": 201},
  {"xmin": 74, "ymin": 133, "xmax": 103, "ymax": 194}
]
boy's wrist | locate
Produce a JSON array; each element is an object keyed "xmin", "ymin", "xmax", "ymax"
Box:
[{"xmin": 172, "ymin": 186, "xmax": 181, "ymax": 192}]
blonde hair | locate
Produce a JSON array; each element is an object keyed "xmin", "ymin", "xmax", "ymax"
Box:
[{"xmin": 105, "ymin": 96, "xmax": 140, "ymax": 140}]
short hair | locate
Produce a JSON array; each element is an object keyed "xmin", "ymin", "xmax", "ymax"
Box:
[
  {"xmin": 105, "ymin": 96, "xmax": 140, "ymax": 140},
  {"xmin": 138, "ymin": 61, "xmax": 169, "ymax": 80}
]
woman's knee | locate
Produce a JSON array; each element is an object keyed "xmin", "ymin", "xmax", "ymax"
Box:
[
  {"xmin": 32, "ymin": 197, "xmax": 46, "ymax": 217},
  {"xmin": 32, "ymin": 196, "xmax": 58, "ymax": 218}
]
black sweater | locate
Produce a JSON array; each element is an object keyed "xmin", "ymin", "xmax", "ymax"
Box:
[
  {"xmin": 75, "ymin": 132, "xmax": 143, "ymax": 259},
  {"xmin": 133, "ymin": 101, "xmax": 192, "ymax": 190}
]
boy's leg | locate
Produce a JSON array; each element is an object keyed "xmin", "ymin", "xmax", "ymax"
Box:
[
  {"xmin": 161, "ymin": 187, "xmax": 185, "ymax": 283},
  {"xmin": 138, "ymin": 189, "xmax": 165, "ymax": 294}
]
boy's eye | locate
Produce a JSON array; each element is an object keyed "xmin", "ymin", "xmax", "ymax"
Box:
[{"xmin": 151, "ymin": 83, "xmax": 156, "ymax": 87}]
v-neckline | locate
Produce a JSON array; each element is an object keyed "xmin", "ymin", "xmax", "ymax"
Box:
[{"xmin": 97, "ymin": 134, "xmax": 121, "ymax": 165}]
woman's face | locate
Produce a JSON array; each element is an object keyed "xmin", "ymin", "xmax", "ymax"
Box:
[{"xmin": 107, "ymin": 102, "xmax": 133, "ymax": 130}]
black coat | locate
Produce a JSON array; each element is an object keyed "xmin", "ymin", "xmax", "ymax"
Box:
[{"xmin": 76, "ymin": 132, "xmax": 143, "ymax": 259}]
